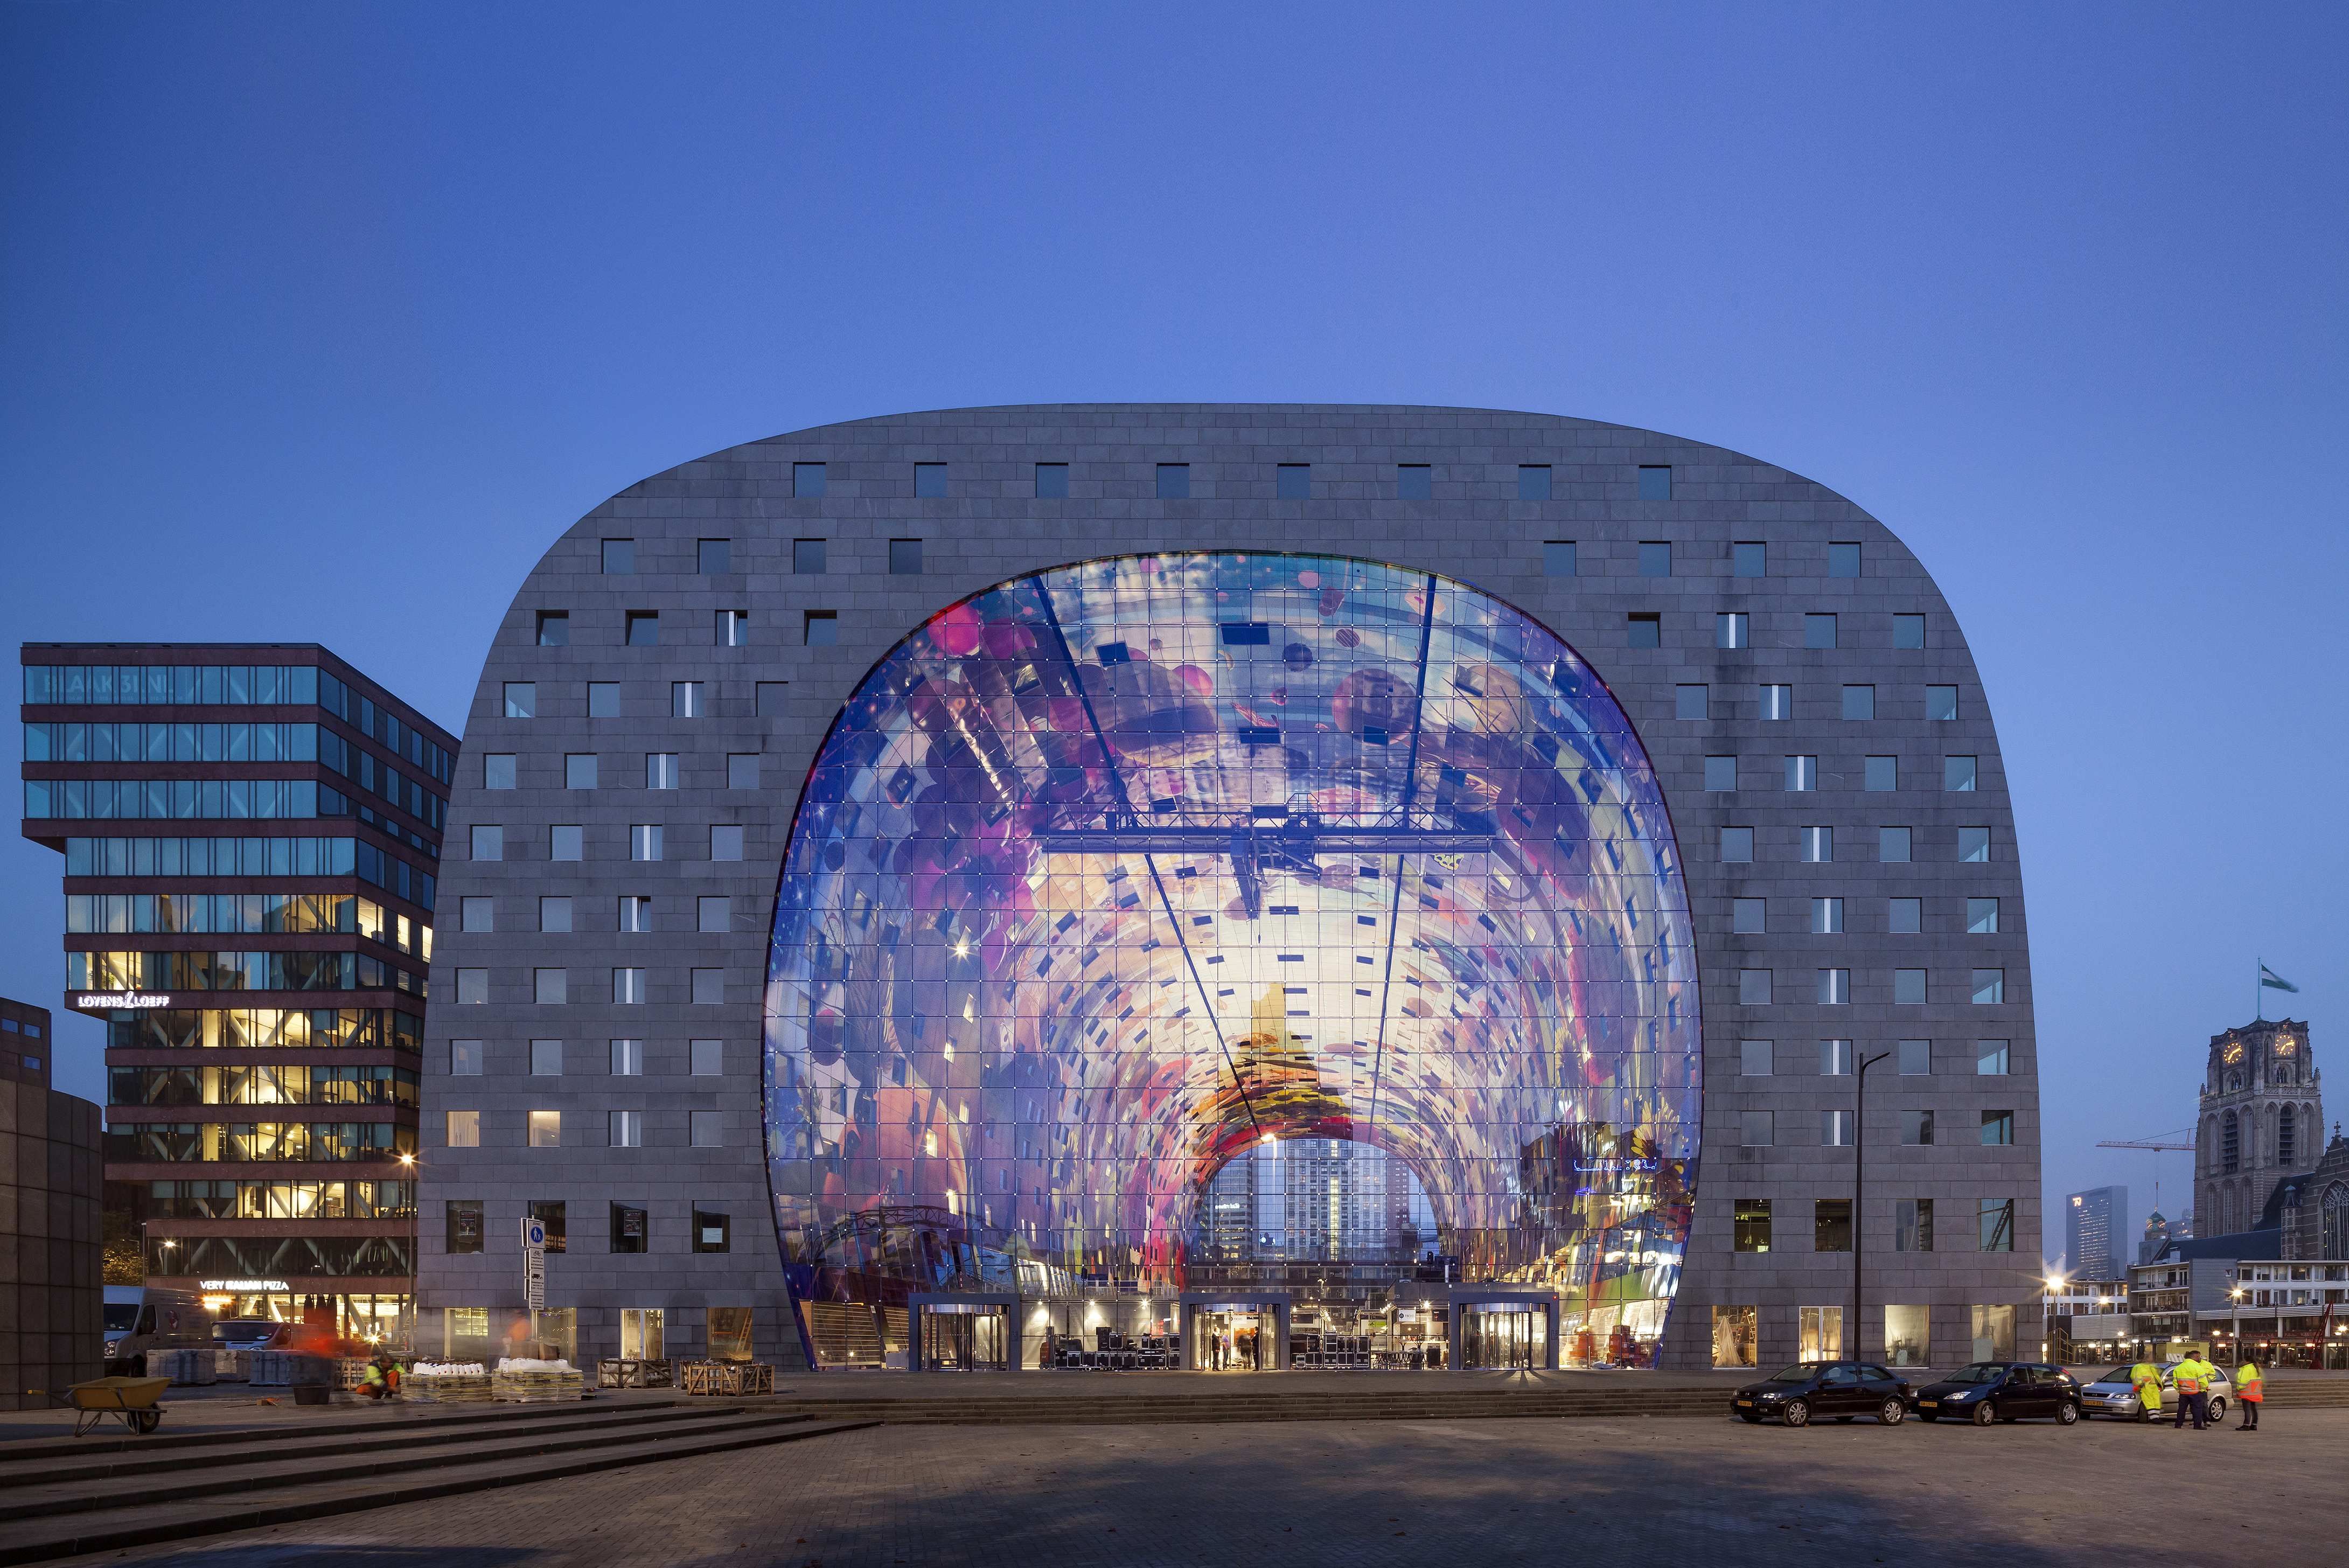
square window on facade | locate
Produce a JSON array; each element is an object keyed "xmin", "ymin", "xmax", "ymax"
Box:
[
  {"xmin": 1898, "ymin": 1039, "xmax": 1931, "ymax": 1075},
  {"xmin": 646, "ymin": 754, "xmax": 679, "ymax": 790},
  {"xmin": 697, "ymin": 538, "xmax": 730, "ymax": 574},
  {"xmin": 1675, "ymin": 685, "xmax": 1708, "ymax": 720},
  {"xmin": 1897, "ymin": 1198, "xmax": 1934, "ymax": 1253},
  {"xmin": 1035, "ymin": 463, "xmax": 1069, "ymax": 498},
  {"xmin": 539, "ymin": 896, "xmax": 571, "ymax": 933},
  {"xmin": 529, "ymin": 1110, "xmax": 561, "ymax": 1147},
  {"xmin": 1981, "ymin": 1110, "xmax": 2015, "ymax": 1146},
  {"xmin": 698, "ymin": 896, "xmax": 730, "ymax": 933},
  {"xmin": 611, "ymin": 1202, "xmax": 649, "ymax": 1251},
  {"xmin": 1785, "ymin": 755, "xmax": 1817, "ymax": 791},
  {"xmin": 611, "ymin": 1039, "xmax": 644, "ymax": 1075},
  {"xmin": 1902, "ymin": 1110, "xmax": 1934, "ymax": 1146},
  {"xmin": 1740, "ymin": 1112, "xmax": 1773, "ymax": 1148},
  {"xmin": 1543, "ymin": 541, "xmax": 1576, "ymax": 577},
  {"xmin": 1817, "ymin": 968, "xmax": 1850, "ymax": 1005},
  {"xmin": 792, "ymin": 462, "xmax": 826, "ymax": 497},
  {"xmin": 1959, "ymin": 826, "xmax": 1990, "ymax": 862},
  {"xmin": 610, "ymin": 1111, "xmax": 643, "ymax": 1148},
  {"xmin": 1967, "ymin": 897, "xmax": 1999, "ymax": 934},
  {"xmin": 1894, "ymin": 614, "xmax": 1925, "ymax": 650},
  {"xmin": 1842, "ymin": 684, "xmax": 1875, "ymax": 720},
  {"xmin": 564, "ymin": 754, "xmax": 597, "ymax": 790},
  {"xmin": 727, "ymin": 754, "xmax": 760, "ymax": 789},
  {"xmin": 1717, "ymin": 611, "xmax": 1749, "ymax": 649},
  {"xmin": 534, "ymin": 968, "xmax": 567, "ymax": 1005},
  {"xmin": 1733, "ymin": 897, "xmax": 1765, "ymax": 933},
  {"xmin": 805, "ymin": 612, "xmax": 838, "ymax": 646},
  {"xmin": 471, "ymin": 825, "xmax": 503, "ymax": 861},
  {"xmin": 1733, "ymin": 542, "xmax": 1765, "ymax": 579},
  {"xmin": 536, "ymin": 612, "xmax": 569, "ymax": 647},
  {"xmin": 1720, "ymin": 826, "xmax": 1754, "ymax": 862},
  {"xmin": 1894, "ymin": 968, "xmax": 1927, "ymax": 1005},
  {"xmin": 691, "ymin": 968, "xmax": 724, "ymax": 1005},
  {"xmin": 1821, "ymin": 1038, "xmax": 1853, "ymax": 1075},
  {"xmin": 692, "ymin": 1111, "xmax": 723, "ymax": 1147},
  {"xmin": 1802, "ymin": 826, "xmax": 1832, "ymax": 862},
  {"xmin": 1758, "ymin": 684, "xmax": 1792, "ymax": 721},
  {"xmin": 588, "ymin": 682, "xmax": 620, "ymax": 717},
  {"xmin": 530, "ymin": 1039, "xmax": 562, "ymax": 1075},
  {"xmin": 483, "ymin": 753, "xmax": 516, "ymax": 789},
  {"xmin": 1637, "ymin": 541, "xmax": 1671, "ymax": 577},
  {"xmin": 889, "ymin": 539, "xmax": 923, "ymax": 575},
  {"xmin": 1517, "ymin": 465, "xmax": 1551, "ymax": 500},
  {"xmin": 529, "ymin": 1200, "xmax": 567, "ymax": 1254},
  {"xmin": 1805, "ymin": 613, "xmax": 1837, "ymax": 649},
  {"xmin": 446, "ymin": 1111, "xmax": 480, "ymax": 1148},
  {"xmin": 1705, "ymin": 756, "xmax": 1738, "ymax": 791},
  {"xmin": 602, "ymin": 539, "xmax": 634, "ymax": 574},
  {"xmin": 1944, "ymin": 755, "xmax": 1977, "ymax": 792},
  {"xmin": 756, "ymin": 681, "xmax": 789, "ymax": 716},
  {"xmin": 793, "ymin": 539, "xmax": 826, "ymax": 575},
  {"xmin": 691, "ymin": 1039, "xmax": 723, "ymax": 1076},
  {"xmin": 461, "ymin": 896, "xmax": 493, "ymax": 933},
  {"xmin": 1828, "ymin": 542, "xmax": 1862, "ymax": 578},
  {"xmin": 1889, "ymin": 897, "xmax": 1922, "ymax": 934},
  {"xmin": 717, "ymin": 609, "xmax": 751, "ymax": 647},
  {"xmin": 1926, "ymin": 684, "xmax": 1958, "ymax": 721},
  {"xmin": 448, "ymin": 1198, "xmax": 484, "ymax": 1252},
  {"xmin": 711, "ymin": 825, "xmax": 744, "ymax": 861},
  {"xmin": 1627, "ymin": 614, "xmax": 1661, "ymax": 647},
  {"xmin": 1713, "ymin": 1304, "xmax": 1759, "ymax": 1366},
  {"xmin": 1977, "ymin": 1041, "xmax": 2011, "ymax": 1075},
  {"xmin": 1638, "ymin": 465, "xmax": 1672, "ymax": 500},
  {"xmin": 1277, "ymin": 463, "xmax": 1311, "ymax": 499},
  {"xmin": 625, "ymin": 612, "xmax": 659, "ymax": 647},
  {"xmin": 1396, "ymin": 464, "xmax": 1431, "ymax": 499},
  {"xmin": 452, "ymin": 1040, "xmax": 483, "ymax": 1075},
  {"xmin": 1740, "ymin": 1039, "xmax": 1773, "ymax": 1076},
  {"xmin": 1971, "ymin": 968, "xmax": 2005, "ymax": 1005},
  {"xmin": 619, "ymin": 895, "xmax": 651, "ymax": 932},
  {"xmin": 1813, "ymin": 897, "xmax": 1843, "ymax": 934},
  {"xmin": 1734, "ymin": 1197, "xmax": 1772, "ymax": 1251},
  {"xmin": 694, "ymin": 1210, "xmax": 732, "ymax": 1253},
  {"xmin": 1158, "ymin": 464, "xmax": 1191, "ymax": 499},
  {"xmin": 1880, "ymin": 826, "xmax": 1912, "ymax": 862},
  {"xmin": 1865, "ymin": 756, "xmax": 1897, "ymax": 791},
  {"xmin": 504, "ymin": 682, "xmax": 536, "ymax": 719},
  {"xmin": 613, "ymin": 967, "xmax": 646, "ymax": 1004},
  {"xmin": 672, "ymin": 682, "xmax": 703, "ymax": 719},
  {"xmin": 1816, "ymin": 1197, "xmax": 1853, "ymax": 1248},
  {"xmin": 552, "ymin": 824, "xmax": 584, "ymax": 861},
  {"xmin": 914, "ymin": 463, "xmax": 947, "ymax": 497},
  {"xmin": 1739, "ymin": 969, "xmax": 1772, "ymax": 1005}
]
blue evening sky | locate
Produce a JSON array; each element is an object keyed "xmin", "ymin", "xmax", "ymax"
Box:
[{"xmin": 4, "ymin": 2, "xmax": 2343, "ymax": 1265}]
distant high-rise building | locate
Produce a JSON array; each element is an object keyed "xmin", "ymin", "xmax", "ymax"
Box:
[
  {"xmin": 1195, "ymin": 1140, "xmax": 1420, "ymax": 1263},
  {"xmin": 2140, "ymin": 1208, "xmax": 2193, "ymax": 1264},
  {"xmin": 2065, "ymin": 1185, "xmax": 2127, "ymax": 1280}
]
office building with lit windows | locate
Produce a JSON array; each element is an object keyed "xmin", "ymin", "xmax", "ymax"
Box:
[
  {"xmin": 20, "ymin": 646, "xmax": 456, "ymax": 1337},
  {"xmin": 419, "ymin": 406, "xmax": 2038, "ymax": 1374}
]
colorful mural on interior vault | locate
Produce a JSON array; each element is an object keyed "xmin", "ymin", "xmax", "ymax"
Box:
[{"xmin": 765, "ymin": 554, "xmax": 1698, "ymax": 1337}]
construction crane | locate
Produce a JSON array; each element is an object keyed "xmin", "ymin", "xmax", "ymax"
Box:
[{"xmin": 2096, "ymin": 1129, "xmax": 2197, "ymax": 1220}]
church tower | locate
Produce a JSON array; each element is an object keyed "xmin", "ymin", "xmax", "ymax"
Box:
[{"xmin": 2197, "ymin": 1019, "xmax": 2322, "ymax": 1237}]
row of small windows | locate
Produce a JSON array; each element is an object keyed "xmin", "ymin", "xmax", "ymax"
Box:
[
  {"xmin": 1731, "ymin": 1198, "xmax": 2016, "ymax": 1254},
  {"xmin": 611, "ymin": 463, "xmax": 1675, "ymax": 510},
  {"xmin": 1546, "ymin": 541, "xmax": 1865, "ymax": 581},
  {"xmin": 480, "ymin": 750, "xmax": 764, "ymax": 792},
  {"xmin": 1731, "ymin": 968, "xmax": 2009, "ymax": 1006},
  {"xmin": 468, "ymin": 824, "xmax": 744, "ymax": 862},
  {"xmin": 443, "ymin": 1109, "xmax": 726, "ymax": 1151},
  {"xmin": 449, "ymin": 1037, "xmax": 726, "ymax": 1076},
  {"xmin": 1670, "ymin": 685, "xmax": 1953, "ymax": 722},
  {"xmin": 458, "ymin": 895, "xmax": 736, "ymax": 935},
  {"xmin": 1740, "ymin": 1040, "xmax": 2012, "ymax": 1076},
  {"xmin": 1731, "ymin": 897, "xmax": 2001, "ymax": 935},
  {"xmin": 1734, "ymin": 1110, "xmax": 2017, "ymax": 1149},
  {"xmin": 1709, "ymin": 755, "xmax": 1978, "ymax": 791},
  {"xmin": 444, "ymin": 1201, "xmax": 731, "ymax": 1255},
  {"xmin": 1719, "ymin": 825, "xmax": 1991, "ymax": 863},
  {"xmin": 501, "ymin": 681, "xmax": 791, "ymax": 718},
  {"xmin": 591, "ymin": 539, "xmax": 924, "ymax": 578},
  {"xmin": 449, "ymin": 967, "xmax": 733, "ymax": 1006}
]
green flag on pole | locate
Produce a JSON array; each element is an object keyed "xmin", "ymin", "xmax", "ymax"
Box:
[{"xmin": 2261, "ymin": 965, "xmax": 2299, "ymax": 994}]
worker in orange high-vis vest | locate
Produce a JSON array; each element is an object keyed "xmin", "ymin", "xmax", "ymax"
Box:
[{"xmin": 2234, "ymin": 1355, "xmax": 2263, "ymax": 1430}]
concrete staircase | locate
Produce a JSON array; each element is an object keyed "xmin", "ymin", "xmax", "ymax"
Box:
[
  {"xmin": 0, "ymin": 1399, "xmax": 871, "ymax": 1566},
  {"xmin": 751, "ymin": 1381, "xmax": 1732, "ymax": 1426},
  {"xmin": 2264, "ymin": 1378, "xmax": 2349, "ymax": 1407}
]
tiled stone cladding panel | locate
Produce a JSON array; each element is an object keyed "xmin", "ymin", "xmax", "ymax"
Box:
[{"xmin": 422, "ymin": 406, "xmax": 2037, "ymax": 1376}]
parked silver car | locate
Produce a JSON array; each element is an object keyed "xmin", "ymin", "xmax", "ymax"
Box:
[{"xmin": 2076, "ymin": 1361, "xmax": 2231, "ymax": 1423}]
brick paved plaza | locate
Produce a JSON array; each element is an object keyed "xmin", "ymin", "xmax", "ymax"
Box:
[{"xmin": 53, "ymin": 1409, "xmax": 2349, "ymax": 1568}]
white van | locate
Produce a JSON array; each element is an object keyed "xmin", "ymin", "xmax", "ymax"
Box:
[{"xmin": 102, "ymin": 1286, "xmax": 212, "ymax": 1375}]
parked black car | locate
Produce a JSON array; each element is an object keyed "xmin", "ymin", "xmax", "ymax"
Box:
[
  {"xmin": 1731, "ymin": 1361, "xmax": 1912, "ymax": 1427},
  {"xmin": 1912, "ymin": 1362, "xmax": 2082, "ymax": 1426}
]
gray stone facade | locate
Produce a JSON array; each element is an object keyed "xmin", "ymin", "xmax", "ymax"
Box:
[
  {"xmin": 420, "ymin": 405, "xmax": 2039, "ymax": 1372},
  {"xmin": 0, "ymin": 1079, "xmax": 103, "ymax": 1410}
]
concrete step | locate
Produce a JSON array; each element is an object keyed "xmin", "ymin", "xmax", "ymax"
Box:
[
  {"xmin": 0, "ymin": 1397, "xmax": 689, "ymax": 1468},
  {"xmin": 738, "ymin": 1387, "xmax": 1729, "ymax": 1425},
  {"xmin": 0, "ymin": 1412, "xmax": 873, "ymax": 1568}
]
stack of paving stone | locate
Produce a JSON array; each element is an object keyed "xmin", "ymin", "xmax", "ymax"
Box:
[
  {"xmin": 405, "ymin": 1361, "xmax": 494, "ymax": 1403},
  {"xmin": 493, "ymin": 1356, "xmax": 585, "ymax": 1402}
]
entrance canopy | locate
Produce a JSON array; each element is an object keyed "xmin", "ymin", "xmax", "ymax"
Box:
[{"xmin": 765, "ymin": 554, "xmax": 1698, "ymax": 1323}]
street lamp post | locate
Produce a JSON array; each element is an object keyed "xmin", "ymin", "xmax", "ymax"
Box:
[{"xmin": 1853, "ymin": 1049, "xmax": 1891, "ymax": 1361}]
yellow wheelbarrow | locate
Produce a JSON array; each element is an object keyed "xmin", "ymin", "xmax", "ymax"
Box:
[{"xmin": 29, "ymin": 1377, "xmax": 170, "ymax": 1437}]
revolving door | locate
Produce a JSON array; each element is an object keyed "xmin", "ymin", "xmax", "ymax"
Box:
[{"xmin": 908, "ymin": 1294, "xmax": 1014, "ymax": 1371}]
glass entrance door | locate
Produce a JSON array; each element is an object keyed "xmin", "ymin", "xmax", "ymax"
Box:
[
  {"xmin": 1459, "ymin": 1308, "xmax": 1536, "ymax": 1369},
  {"xmin": 1194, "ymin": 1309, "xmax": 1271, "ymax": 1371},
  {"xmin": 920, "ymin": 1307, "xmax": 1007, "ymax": 1371}
]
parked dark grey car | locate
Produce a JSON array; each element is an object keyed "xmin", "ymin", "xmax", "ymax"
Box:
[
  {"xmin": 1913, "ymin": 1362, "xmax": 2083, "ymax": 1426},
  {"xmin": 1732, "ymin": 1361, "xmax": 1912, "ymax": 1427}
]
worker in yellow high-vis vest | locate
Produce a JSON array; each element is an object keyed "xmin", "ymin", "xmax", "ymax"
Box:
[
  {"xmin": 2128, "ymin": 1356, "xmax": 2164, "ymax": 1424},
  {"xmin": 2234, "ymin": 1355, "xmax": 2263, "ymax": 1430},
  {"xmin": 2170, "ymin": 1351, "xmax": 2213, "ymax": 1430}
]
